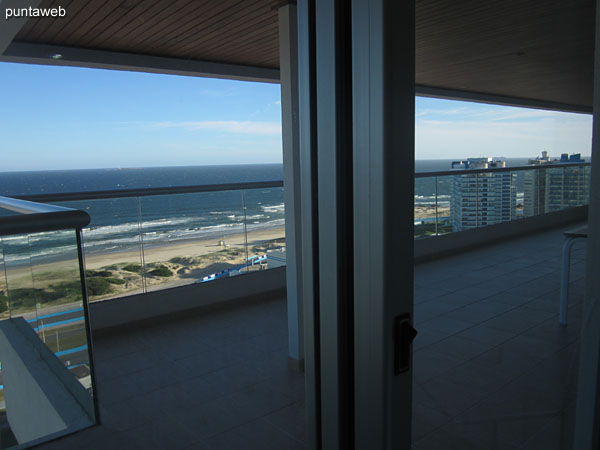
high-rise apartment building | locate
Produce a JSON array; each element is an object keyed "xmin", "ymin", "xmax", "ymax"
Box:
[
  {"xmin": 450, "ymin": 158, "xmax": 516, "ymax": 231},
  {"xmin": 523, "ymin": 152, "xmax": 590, "ymax": 217}
]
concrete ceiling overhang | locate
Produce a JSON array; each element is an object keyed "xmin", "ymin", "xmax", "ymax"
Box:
[{"xmin": 0, "ymin": 0, "xmax": 595, "ymax": 112}]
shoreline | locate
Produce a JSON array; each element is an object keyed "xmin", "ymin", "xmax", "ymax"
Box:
[
  {"xmin": 414, "ymin": 205, "xmax": 450, "ymax": 220},
  {"xmin": 2, "ymin": 225, "xmax": 287, "ymax": 304},
  {"xmin": 84, "ymin": 225, "xmax": 286, "ymax": 269}
]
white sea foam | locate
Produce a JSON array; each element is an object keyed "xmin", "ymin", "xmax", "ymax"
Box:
[
  {"xmin": 261, "ymin": 203, "xmax": 285, "ymax": 213},
  {"xmin": 16, "ymin": 203, "xmax": 287, "ymax": 261},
  {"xmin": 83, "ymin": 216, "xmax": 202, "ymax": 239}
]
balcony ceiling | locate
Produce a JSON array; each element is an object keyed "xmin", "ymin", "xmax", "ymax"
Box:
[{"xmin": 7, "ymin": 0, "xmax": 596, "ymax": 109}]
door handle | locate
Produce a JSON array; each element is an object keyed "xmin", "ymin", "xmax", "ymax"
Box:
[{"xmin": 394, "ymin": 314, "xmax": 418, "ymax": 375}]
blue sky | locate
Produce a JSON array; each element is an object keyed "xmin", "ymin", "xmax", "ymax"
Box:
[
  {"xmin": 415, "ymin": 97, "xmax": 592, "ymax": 160},
  {"xmin": 0, "ymin": 62, "xmax": 593, "ymax": 171}
]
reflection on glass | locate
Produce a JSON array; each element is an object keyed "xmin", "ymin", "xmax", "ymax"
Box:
[
  {"xmin": 56, "ymin": 198, "xmax": 145, "ymax": 301},
  {"xmin": 0, "ymin": 231, "xmax": 95, "ymax": 448},
  {"xmin": 522, "ymin": 164, "xmax": 591, "ymax": 217},
  {"xmin": 28, "ymin": 230, "xmax": 89, "ymax": 380},
  {"xmin": 560, "ymin": 164, "xmax": 590, "ymax": 209}
]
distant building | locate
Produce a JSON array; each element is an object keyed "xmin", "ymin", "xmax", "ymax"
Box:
[
  {"xmin": 523, "ymin": 152, "xmax": 589, "ymax": 217},
  {"xmin": 450, "ymin": 158, "xmax": 516, "ymax": 231}
]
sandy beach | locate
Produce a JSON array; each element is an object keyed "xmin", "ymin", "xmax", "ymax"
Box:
[
  {"xmin": 414, "ymin": 205, "xmax": 450, "ymax": 219},
  {"xmin": 1, "ymin": 226, "xmax": 286, "ymax": 307},
  {"xmin": 84, "ymin": 225, "xmax": 286, "ymax": 269},
  {"xmin": 86, "ymin": 225, "xmax": 286, "ymax": 299}
]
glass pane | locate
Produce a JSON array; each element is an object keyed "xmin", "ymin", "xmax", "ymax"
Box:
[
  {"xmin": 562, "ymin": 164, "xmax": 589, "ymax": 209},
  {"xmin": 414, "ymin": 176, "xmax": 438, "ymax": 239},
  {"xmin": 1, "ymin": 235, "xmax": 34, "ymax": 319},
  {"xmin": 0, "ymin": 240, "xmax": 8, "ymax": 320},
  {"xmin": 244, "ymin": 187, "xmax": 286, "ymax": 270},
  {"xmin": 435, "ymin": 175, "xmax": 453, "ymax": 236},
  {"xmin": 0, "ymin": 239, "xmax": 7, "ymax": 436},
  {"xmin": 0, "ymin": 231, "xmax": 95, "ymax": 447},
  {"xmin": 56, "ymin": 198, "xmax": 145, "ymax": 301},
  {"xmin": 138, "ymin": 190, "xmax": 249, "ymax": 289},
  {"xmin": 28, "ymin": 231, "xmax": 89, "ymax": 377},
  {"xmin": 513, "ymin": 169, "xmax": 525, "ymax": 219},
  {"xmin": 523, "ymin": 164, "xmax": 590, "ymax": 217},
  {"xmin": 545, "ymin": 166, "xmax": 564, "ymax": 212},
  {"xmin": 449, "ymin": 172, "xmax": 477, "ymax": 231},
  {"xmin": 524, "ymin": 167, "xmax": 544, "ymax": 217},
  {"xmin": 584, "ymin": 165, "xmax": 592, "ymax": 204}
]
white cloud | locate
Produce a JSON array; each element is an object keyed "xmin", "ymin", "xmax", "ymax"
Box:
[
  {"xmin": 417, "ymin": 103, "xmax": 568, "ymax": 123},
  {"xmin": 470, "ymin": 108, "xmax": 565, "ymax": 122},
  {"xmin": 417, "ymin": 106, "xmax": 470, "ymax": 117},
  {"xmin": 415, "ymin": 112, "xmax": 592, "ymax": 159},
  {"xmin": 150, "ymin": 120, "xmax": 282, "ymax": 136},
  {"xmin": 414, "ymin": 97, "xmax": 593, "ymax": 159}
]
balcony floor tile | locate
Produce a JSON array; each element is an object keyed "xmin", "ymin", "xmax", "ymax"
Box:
[{"xmin": 34, "ymin": 223, "xmax": 585, "ymax": 449}]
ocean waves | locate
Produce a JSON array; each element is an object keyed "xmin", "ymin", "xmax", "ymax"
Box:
[
  {"xmin": 2, "ymin": 196, "xmax": 287, "ymax": 265},
  {"xmin": 414, "ymin": 194, "xmax": 451, "ymax": 207},
  {"xmin": 80, "ymin": 207, "xmax": 286, "ymax": 255}
]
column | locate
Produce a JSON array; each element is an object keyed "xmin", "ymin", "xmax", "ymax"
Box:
[
  {"xmin": 352, "ymin": 0, "xmax": 415, "ymax": 448},
  {"xmin": 297, "ymin": 0, "xmax": 416, "ymax": 448},
  {"xmin": 574, "ymin": 0, "xmax": 600, "ymax": 446},
  {"xmin": 279, "ymin": 3, "xmax": 304, "ymax": 367}
]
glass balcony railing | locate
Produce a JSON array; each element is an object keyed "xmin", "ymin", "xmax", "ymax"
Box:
[
  {"xmin": 17, "ymin": 182, "xmax": 286, "ymax": 302},
  {"xmin": 6, "ymin": 163, "xmax": 589, "ymax": 305},
  {"xmin": 414, "ymin": 162, "xmax": 591, "ymax": 238},
  {"xmin": 0, "ymin": 197, "xmax": 98, "ymax": 449}
]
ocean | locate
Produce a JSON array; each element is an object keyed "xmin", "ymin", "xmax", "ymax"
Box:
[
  {"xmin": 0, "ymin": 165, "xmax": 286, "ymax": 260},
  {"xmin": 0, "ymin": 159, "xmax": 531, "ymax": 259}
]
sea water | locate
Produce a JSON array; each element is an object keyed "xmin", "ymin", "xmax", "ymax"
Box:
[
  {"xmin": 0, "ymin": 160, "xmax": 530, "ymax": 262},
  {"xmin": 0, "ymin": 165, "xmax": 285, "ymax": 262}
]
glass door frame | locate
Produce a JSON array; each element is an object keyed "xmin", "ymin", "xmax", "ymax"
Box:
[{"xmin": 298, "ymin": 0, "xmax": 416, "ymax": 448}]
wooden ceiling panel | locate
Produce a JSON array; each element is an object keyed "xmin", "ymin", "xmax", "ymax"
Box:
[
  {"xmin": 94, "ymin": 1, "xmax": 209, "ymax": 50},
  {"xmin": 53, "ymin": 1, "xmax": 116, "ymax": 45},
  {"xmin": 18, "ymin": 0, "xmax": 77, "ymax": 41},
  {"xmin": 415, "ymin": 0, "xmax": 594, "ymax": 107},
  {"xmin": 12, "ymin": 0, "xmax": 596, "ymax": 107},
  {"xmin": 163, "ymin": 3, "xmax": 277, "ymax": 57},
  {"xmin": 137, "ymin": 0, "xmax": 261, "ymax": 56},
  {"xmin": 14, "ymin": 0, "xmax": 283, "ymax": 68},
  {"xmin": 77, "ymin": 0, "xmax": 167, "ymax": 48}
]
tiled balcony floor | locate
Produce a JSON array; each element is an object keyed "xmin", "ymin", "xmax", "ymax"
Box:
[
  {"xmin": 38, "ymin": 223, "xmax": 586, "ymax": 449},
  {"xmin": 412, "ymin": 224, "xmax": 586, "ymax": 450},
  {"xmin": 41, "ymin": 298, "xmax": 306, "ymax": 450}
]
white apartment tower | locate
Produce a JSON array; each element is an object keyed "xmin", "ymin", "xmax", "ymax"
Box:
[
  {"xmin": 523, "ymin": 152, "xmax": 590, "ymax": 217},
  {"xmin": 450, "ymin": 158, "xmax": 517, "ymax": 231}
]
